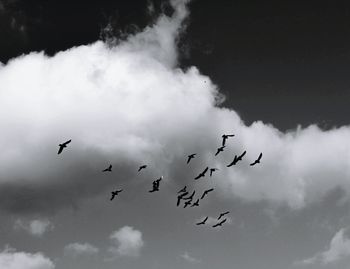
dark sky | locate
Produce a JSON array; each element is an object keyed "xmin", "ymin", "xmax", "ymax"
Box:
[{"xmin": 1, "ymin": 0, "xmax": 350, "ymax": 130}]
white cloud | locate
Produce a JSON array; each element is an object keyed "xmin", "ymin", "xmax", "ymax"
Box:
[
  {"xmin": 64, "ymin": 242, "xmax": 99, "ymax": 257},
  {"xmin": 181, "ymin": 252, "xmax": 201, "ymax": 264},
  {"xmin": 0, "ymin": 247, "xmax": 55, "ymax": 269},
  {"xmin": 108, "ymin": 226, "xmax": 144, "ymax": 258},
  {"xmin": 0, "ymin": 0, "xmax": 350, "ymax": 214},
  {"xmin": 14, "ymin": 219, "xmax": 53, "ymax": 237},
  {"xmin": 297, "ymin": 228, "xmax": 350, "ymax": 265}
]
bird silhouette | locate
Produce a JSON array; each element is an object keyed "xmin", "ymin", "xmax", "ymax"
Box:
[
  {"xmin": 176, "ymin": 191, "xmax": 189, "ymax": 206},
  {"xmin": 149, "ymin": 176, "xmax": 162, "ymax": 193},
  {"xmin": 178, "ymin": 186, "xmax": 187, "ymax": 194},
  {"xmin": 218, "ymin": 211, "xmax": 230, "ymax": 220},
  {"xmin": 191, "ymin": 199, "xmax": 200, "ymax": 207},
  {"xmin": 221, "ymin": 134, "xmax": 235, "ymax": 146},
  {"xmin": 183, "ymin": 190, "xmax": 195, "ymax": 201},
  {"xmin": 57, "ymin": 139, "xmax": 71, "ymax": 154},
  {"xmin": 210, "ymin": 168, "xmax": 219, "ymax": 177},
  {"xmin": 184, "ymin": 200, "xmax": 192, "ymax": 208},
  {"xmin": 215, "ymin": 145, "xmax": 225, "ymax": 156},
  {"xmin": 102, "ymin": 164, "xmax": 112, "ymax": 172},
  {"xmin": 200, "ymin": 188, "xmax": 214, "ymax": 199},
  {"xmin": 227, "ymin": 150, "xmax": 246, "ymax": 167},
  {"xmin": 194, "ymin": 167, "xmax": 209, "ymax": 180},
  {"xmin": 138, "ymin": 165, "xmax": 147, "ymax": 172},
  {"xmin": 250, "ymin": 153, "xmax": 263, "ymax": 166},
  {"xmin": 212, "ymin": 218, "xmax": 227, "ymax": 228},
  {"xmin": 110, "ymin": 189, "xmax": 123, "ymax": 200},
  {"xmin": 196, "ymin": 216, "xmax": 208, "ymax": 225},
  {"xmin": 187, "ymin": 154, "xmax": 196, "ymax": 164}
]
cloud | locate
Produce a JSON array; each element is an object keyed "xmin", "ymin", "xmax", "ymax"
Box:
[
  {"xmin": 64, "ymin": 242, "xmax": 99, "ymax": 257},
  {"xmin": 0, "ymin": 247, "xmax": 55, "ymax": 269},
  {"xmin": 108, "ymin": 226, "xmax": 144, "ymax": 258},
  {"xmin": 0, "ymin": 0, "xmax": 350, "ymax": 215},
  {"xmin": 14, "ymin": 219, "xmax": 53, "ymax": 237},
  {"xmin": 297, "ymin": 227, "xmax": 350, "ymax": 265},
  {"xmin": 181, "ymin": 252, "xmax": 201, "ymax": 264}
]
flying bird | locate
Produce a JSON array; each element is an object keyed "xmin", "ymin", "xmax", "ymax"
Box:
[
  {"xmin": 110, "ymin": 189, "xmax": 123, "ymax": 200},
  {"xmin": 191, "ymin": 199, "xmax": 200, "ymax": 207},
  {"xmin": 210, "ymin": 168, "xmax": 219, "ymax": 177},
  {"xmin": 200, "ymin": 188, "xmax": 214, "ymax": 199},
  {"xmin": 184, "ymin": 200, "xmax": 192, "ymax": 208},
  {"xmin": 215, "ymin": 145, "xmax": 225, "ymax": 156},
  {"xmin": 176, "ymin": 191, "xmax": 189, "ymax": 206},
  {"xmin": 218, "ymin": 211, "xmax": 230, "ymax": 220},
  {"xmin": 196, "ymin": 216, "xmax": 208, "ymax": 225},
  {"xmin": 187, "ymin": 154, "xmax": 196, "ymax": 164},
  {"xmin": 194, "ymin": 167, "xmax": 209, "ymax": 180},
  {"xmin": 102, "ymin": 164, "xmax": 112, "ymax": 172},
  {"xmin": 250, "ymin": 153, "xmax": 263, "ymax": 166},
  {"xmin": 57, "ymin": 139, "xmax": 71, "ymax": 154},
  {"xmin": 149, "ymin": 176, "xmax": 163, "ymax": 193},
  {"xmin": 227, "ymin": 150, "xmax": 246, "ymax": 167},
  {"xmin": 138, "ymin": 165, "xmax": 147, "ymax": 172},
  {"xmin": 178, "ymin": 186, "xmax": 187, "ymax": 194},
  {"xmin": 221, "ymin": 134, "xmax": 235, "ymax": 146},
  {"xmin": 212, "ymin": 218, "xmax": 227, "ymax": 228}
]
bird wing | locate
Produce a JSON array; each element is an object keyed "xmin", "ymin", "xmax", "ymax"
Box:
[
  {"xmin": 258, "ymin": 152, "xmax": 263, "ymax": 161},
  {"xmin": 194, "ymin": 174, "xmax": 201, "ymax": 180},
  {"xmin": 240, "ymin": 151, "xmax": 247, "ymax": 158},
  {"xmin": 220, "ymin": 219, "xmax": 227, "ymax": 225},
  {"xmin": 176, "ymin": 197, "xmax": 181, "ymax": 206},
  {"xmin": 203, "ymin": 167, "xmax": 209, "ymax": 174},
  {"xmin": 63, "ymin": 139, "xmax": 71, "ymax": 146},
  {"xmin": 227, "ymin": 160, "xmax": 234, "ymax": 167},
  {"xmin": 57, "ymin": 146, "xmax": 64, "ymax": 154}
]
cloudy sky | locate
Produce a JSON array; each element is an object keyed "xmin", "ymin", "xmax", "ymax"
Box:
[{"xmin": 1, "ymin": 0, "xmax": 350, "ymax": 269}]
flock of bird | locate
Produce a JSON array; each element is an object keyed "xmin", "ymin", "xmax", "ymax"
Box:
[{"xmin": 57, "ymin": 133, "xmax": 262, "ymax": 229}]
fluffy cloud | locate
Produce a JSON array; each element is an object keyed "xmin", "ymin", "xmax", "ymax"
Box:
[
  {"xmin": 0, "ymin": 247, "xmax": 55, "ymax": 269},
  {"xmin": 108, "ymin": 226, "xmax": 144, "ymax": 257},
  {"xmin": 14, "ymin": 219, "xmax": 53, "ymax": 237},
  {"xmin": 298, "ymin": 228, "xmax": 350, "ymax": 265},
  {"xmin": 64, "ymin": 242, "xmax": 99, "ymax": 257},
  {"xmin": 0, "ymin": 0, "xmax": 350, "ymax": 214}
]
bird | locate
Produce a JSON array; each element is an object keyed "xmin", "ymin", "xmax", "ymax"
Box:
[
  {"xmin": 183, "ymin": 190, "xmax": 195, "ymax": 201},
  {"xmin": 200, "ymin": 188, "xmax": 214, "ymax": 199},
  {"xmin": 191, "ymin": 199, "xmax": 200, "ymax": 207},
  {"xmin": 102, "ymin": 164, "xmax": 112, "ymax": 172},
  {"xmin": 250, "ymin": 153, "xmax": 263, "ymax": 166},
  {"xmin": 178, "ymin": 186, "xmax": 187, "ymax": 194},
  {"xmin": 221, "ymin": 134, "xmax": 235, "ymax": 146},
  {"xmin": 227, "ymin": 150, "xmax": 246, "ymax": 167},
  {"xmin": 149, "ymin": 176, "xmax": 162, "ymax": 193},
  {"xmin": 184, "ymin": 200, "xmax": 192, "ymax": 208},
  {"xmin": 218, "ymin": 211, "xmax": 230, "ymax": 220},
  {"xmin": 194, "ymin": 167, "xmax": 209, "ymax": 180},
  {"xmin": 176, "ymin": 191, "xmax": 189, "ymax": 206},
  {"xmin": 57, "ymin": 139, "xmax": 71, "ymax": 154},
  {"xmin": 210, "ymin": 168, "xmax": 219, "ymax": 177},
  {"xmin": 215, "ymin": 145, "xmax": 225, "ymax": 156},
  {"xmin": 212, "ymin": 218, "xmax": 227, "ymax": 228},
  {"xmin": 138, "ymin": 165, "xmax": 147, "ymax": 172},
  {"xmin": 110, "ymin": 189, "xmax": 123, "ymax": 200},
  {"xmin": 196, "ymin": 216, "xmax": 208, "ymax": 225},
  {"xmin": 187, "ymin": 154, "xmax": 196, "ymax": 164}
]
